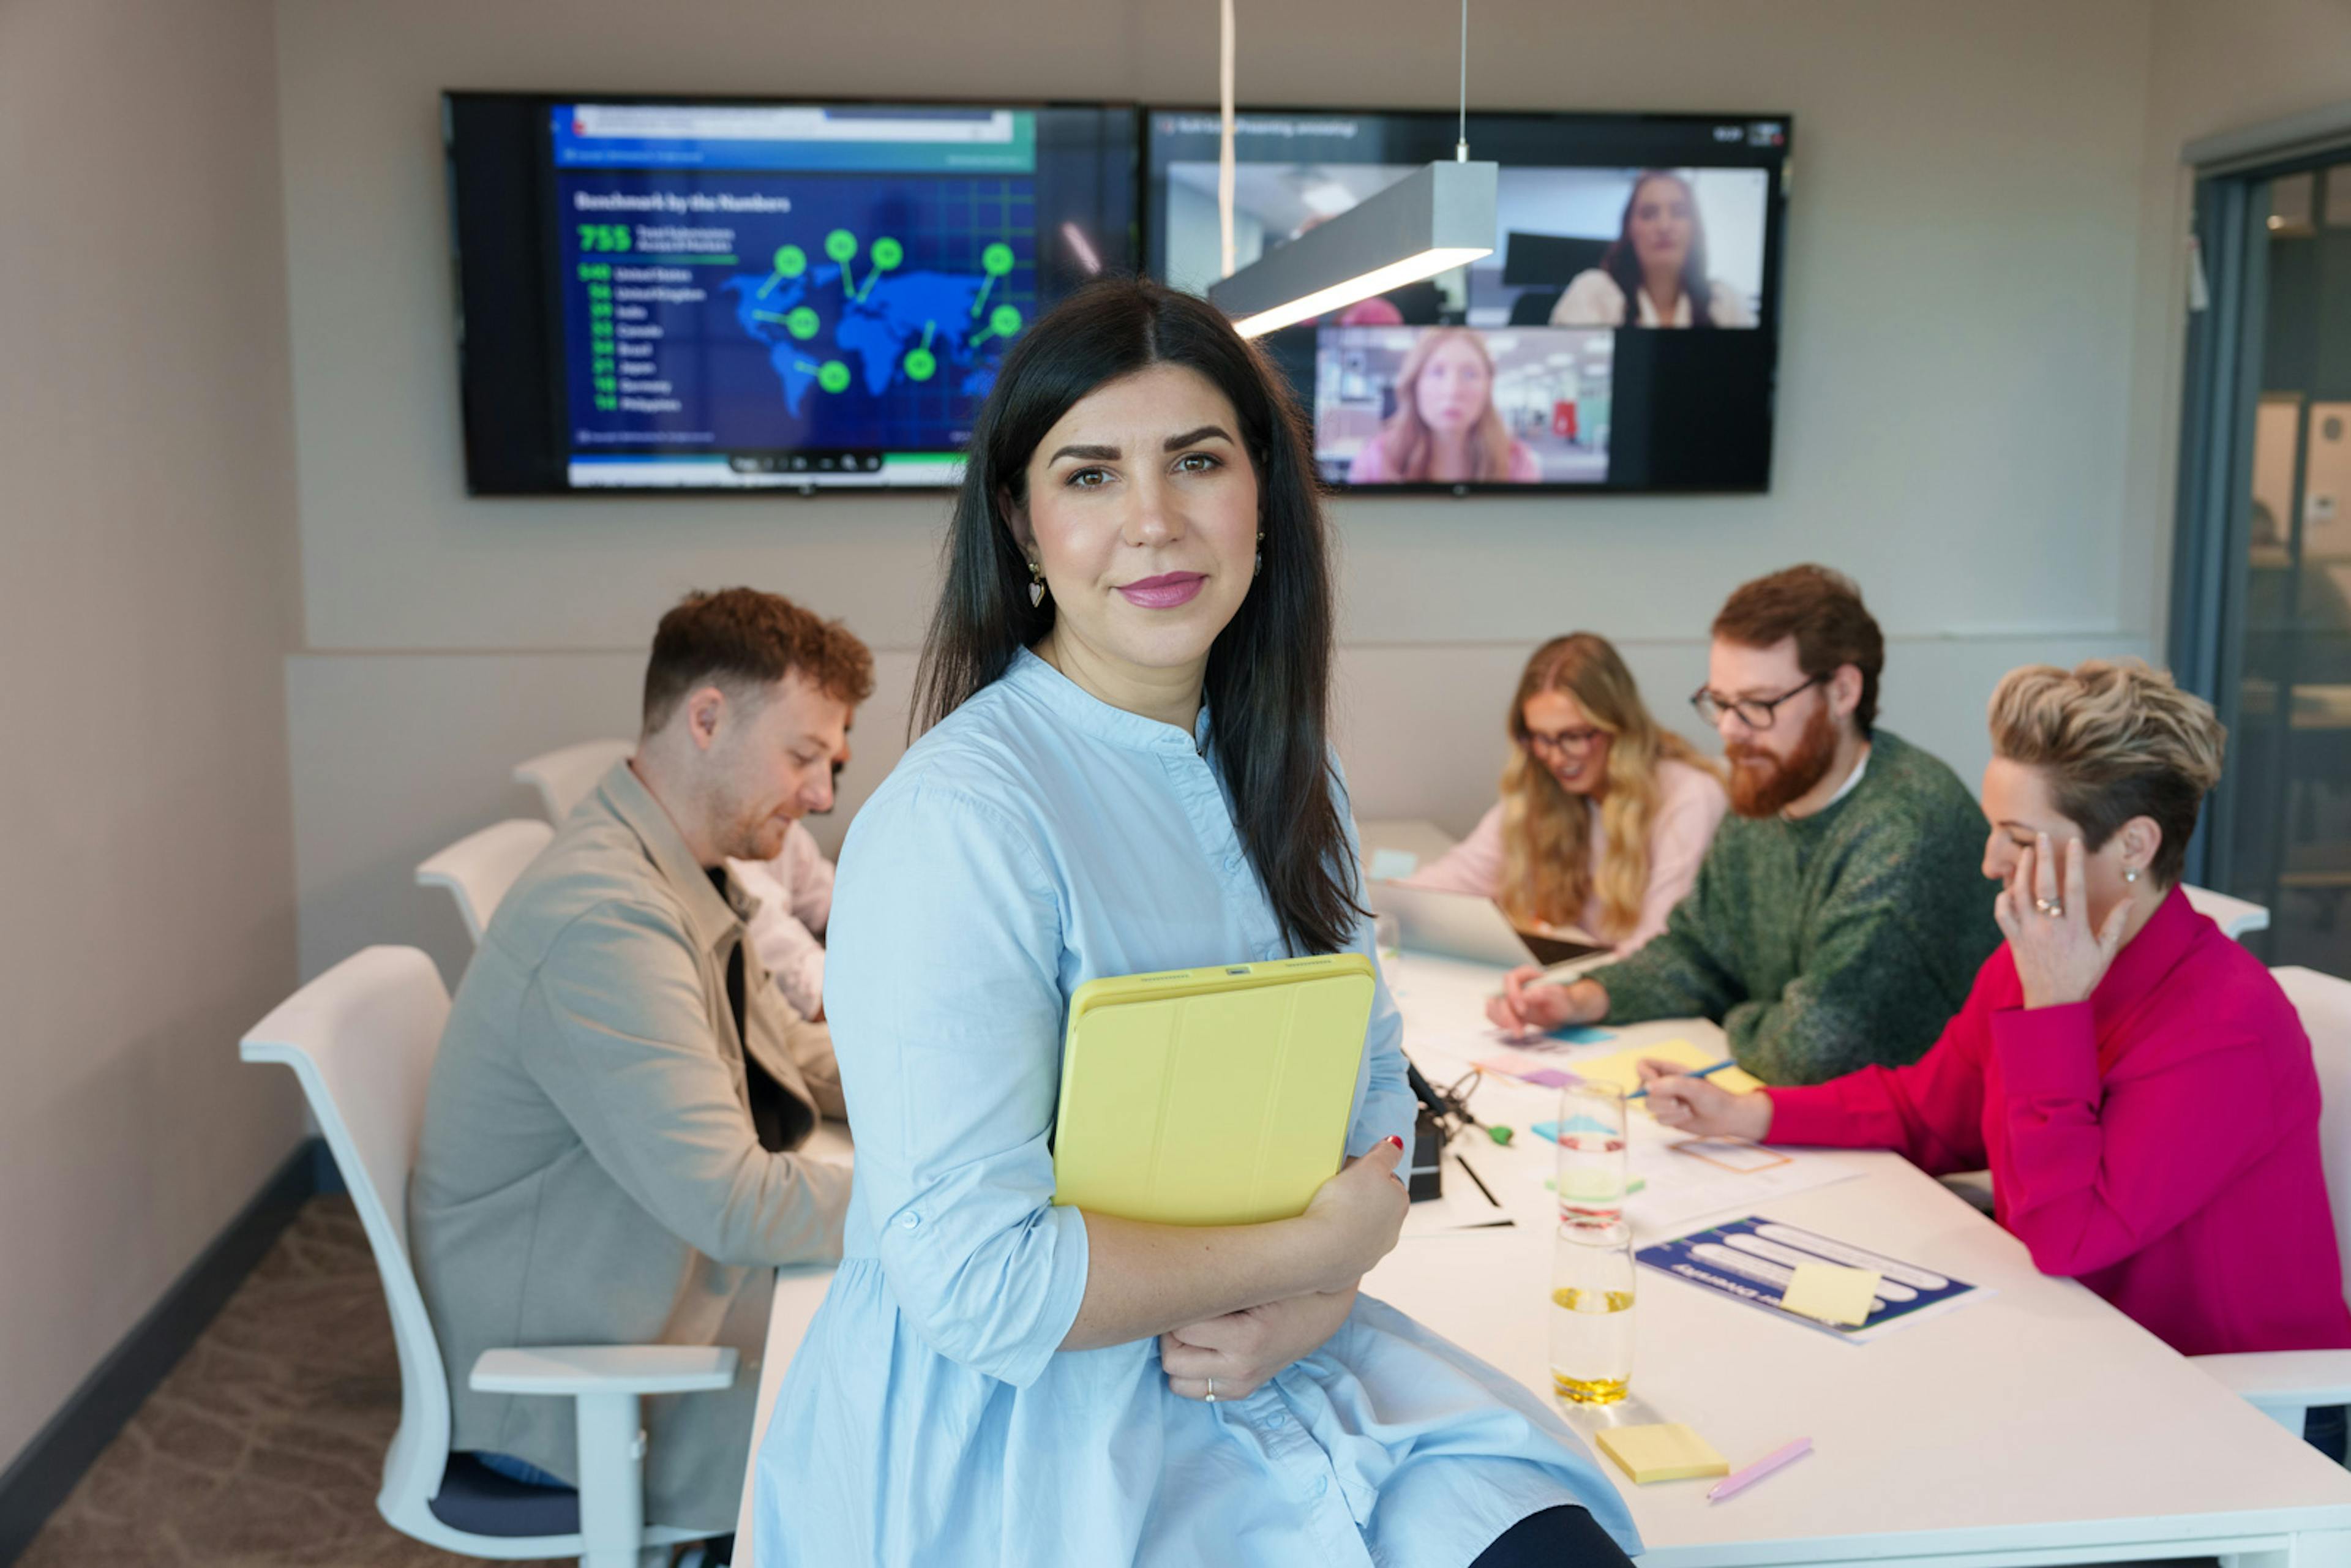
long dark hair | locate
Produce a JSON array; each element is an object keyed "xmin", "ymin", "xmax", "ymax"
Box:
[
  {"xmin": 912, "ymin": 276, "xmax": 1364, "ymax": 955},
  {"xmin": 1601, "ymin": 170, "xmax": 1716, "ymax": 327}
]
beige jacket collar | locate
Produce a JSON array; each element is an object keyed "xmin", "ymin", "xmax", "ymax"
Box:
[{"xmin": 593, "ymin": 758, "xmax": 745, "ymax": 957}]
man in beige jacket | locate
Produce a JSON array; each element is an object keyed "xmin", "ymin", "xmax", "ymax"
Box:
[{"xmin": 410, "ymin": 588, "xmax": 870, "ymax": 1533}]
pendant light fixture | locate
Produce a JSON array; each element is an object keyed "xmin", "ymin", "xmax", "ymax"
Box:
[{"xmin": 1207, "ymin": 0, "xmax": 1498, "ymax": 338}]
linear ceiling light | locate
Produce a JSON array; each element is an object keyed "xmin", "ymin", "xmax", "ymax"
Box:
[
  {"xmin": 1207, "ymin": 0, "xmax": 1495, "ymax": 338},
  {"xmin": 1209, "ymin": 159, "xmax": 1496, "ymax": 338}
]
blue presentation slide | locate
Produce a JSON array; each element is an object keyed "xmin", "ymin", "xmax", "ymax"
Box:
[{"xmin": 550, "ymin": 105, "xmax": 1037, "ymax": 473}]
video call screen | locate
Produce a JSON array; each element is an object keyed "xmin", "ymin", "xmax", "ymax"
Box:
[
  {"xmin": 446, "ymin": 95, "xmax": 1138, "ymax": 494},
  {"xmin": 1144, "ymin": 108, "xmax": 1791, "ymax": 493}
]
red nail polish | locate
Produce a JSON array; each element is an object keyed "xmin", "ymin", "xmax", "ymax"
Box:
[{"xmin": 1386, "ymin": 1135, "xmax": 1404, "ymax": 1149}]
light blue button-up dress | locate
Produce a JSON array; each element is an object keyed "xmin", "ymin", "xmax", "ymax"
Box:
[{"xmin": 754, "ymin": 650, "xmax": 1639, "ymax": 1566}]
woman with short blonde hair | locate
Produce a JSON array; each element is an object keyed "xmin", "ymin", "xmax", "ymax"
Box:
[
  {"xmin": 1405, "ymin": 634, "xmax": 1726, "ymax": 953},
  {"xmin": 1638, "ymin": 659, "xmax": 2351, "ymax": 1457}
]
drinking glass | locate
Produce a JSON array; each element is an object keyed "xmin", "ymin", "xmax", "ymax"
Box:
[
  {"xmin": 1550, "ymin": 1219, "xmax": 1636, "ymax": 1404},
  {"xmin": 1553, "ymin": 1081, "xmax": 1627, "ymax": 1223}
]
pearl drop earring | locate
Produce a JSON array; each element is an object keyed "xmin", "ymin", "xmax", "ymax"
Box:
[
  {"xmin": 1027, "ymin": 560, "xmax": 1047, "ymax": 609},
  {"xmin": 2124, "ymin": 867, "xmax": 2140, "ymax": 883}
]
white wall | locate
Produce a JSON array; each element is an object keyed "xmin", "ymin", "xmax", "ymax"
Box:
[
  {"xmin": 0, "ymin": 0, "xmax": 305, "ymax": 1472},
  {"xmin": 277, "ymin": 0, "xmax": 2169, "ymax": 987}
]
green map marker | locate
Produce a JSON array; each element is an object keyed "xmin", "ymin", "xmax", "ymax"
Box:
[
  {"xmin": 786, "ymin": 306, "xmax": 821, "ymax": 340},
  {"xmin": 972, "ymin": 302, "xmax": 1025, "ymax": 346},
  {"xmin": 972, "ymin": 243, "xmax": 1018, "ymax": 317},
  {"xmin": 826, "ymin": 231, "xmax": 860, "ymax": 299},
  {"xmin": 817, "ymin": 360, "xmax": 852, "ymax": 394},
  {"xmin": 872, "ymin": 237, "xmax": 904, "ymax": 271},
  {"xmin": 759, "ymin": 244, "xmax": 808, "ymax": 299},
  {"xmin": 904, "ymin": 347, "xmax": 937, "ymax": 382}
]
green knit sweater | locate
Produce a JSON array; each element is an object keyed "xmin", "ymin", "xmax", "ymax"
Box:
[{"xmin": 1588, "ymin": 729, "xmax": 2001, "ymax": 1086}]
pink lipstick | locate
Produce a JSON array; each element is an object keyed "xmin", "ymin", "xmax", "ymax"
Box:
[{"xmin": 1116, "ymin": 572, "xmax": 1207, "ymax": 609}]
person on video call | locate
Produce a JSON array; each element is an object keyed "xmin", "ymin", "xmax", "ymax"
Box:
[
  {"xmin": 1345, "ymin": 328, "xmax": 1542, "ymax": 484},
  {"xmin": 1487, "ymin": 566, "xmax": 2000, "ymax": 1085},
  {"xmin": 1402, "ymin": 632, "xmax": 1726, "ymax": 955},
  {"xmin": 1550, "ymin": 168, "xmax": 1756, "ymax": 330}
]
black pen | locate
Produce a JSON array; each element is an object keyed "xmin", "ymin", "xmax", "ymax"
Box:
[{"xmin": 1455, "ymin": 1153, "xmax": 1501, "ymax": 1209}]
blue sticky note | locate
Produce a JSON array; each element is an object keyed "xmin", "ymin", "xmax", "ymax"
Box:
[
  {"xmin": 1367, "ymin": 848, "xmax": 1420, "ymax": 882},
  {"xmin": 1548, "ymin": 1025, "xmax": 1616, "ymax": 1045}
]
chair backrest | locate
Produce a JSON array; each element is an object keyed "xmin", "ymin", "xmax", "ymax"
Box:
[
  {"xmin": 239, "ymin": 947, "xmax": 457, "ymax": 1528},
  {"xmin": 512, "ymin": 738, "xmax": 633, "ymax": 825},
  {"xmin": 2276, "ymin": 965, "xmax": 2351, "ymax": 1304},
  {"xmin": 2186, "ymin": 883, "xmax": 2271, "ymax": 941},
  {"xmin": 415, "ymin": 819, "xmax": 555, "ymax": 945}
]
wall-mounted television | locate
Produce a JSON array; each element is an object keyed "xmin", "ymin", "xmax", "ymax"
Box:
[
  {"xmin": 1144, "ymin": 107, "xmax": 1791, "ymax": 494},
  {"xmin": 445, "ymin": 94, "xmax": 1138, "ymax": 493}
]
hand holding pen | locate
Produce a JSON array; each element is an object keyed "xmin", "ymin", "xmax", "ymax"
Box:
[{"xmin": 1634, "ymin": 1059, "xmax": 1772, "ymax": 1141}]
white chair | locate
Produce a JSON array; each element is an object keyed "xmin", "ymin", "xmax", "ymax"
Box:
[
  {"xmin": 514, "ymin": 740, "xmax": 634, "ymax": 825},
  {"xmin": 240, "ymin": 947, "xmax": 735, "ymax": 1567},
  {"xmin": 2194, "ymin": 965, "xmax": 2351, "ymax": 1438},
  {"xmin": 416, "ymin": 820, "xmax": 554, "ymax": 945},
  {"xmin": 2185, "ymin": 883, "xmax": 2271, "ymax": 942}
]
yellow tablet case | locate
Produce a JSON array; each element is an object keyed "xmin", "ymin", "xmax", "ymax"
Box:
[{"xmin": 1050, "ymin": 953, "xmax": 1376, "ymax": 1226}]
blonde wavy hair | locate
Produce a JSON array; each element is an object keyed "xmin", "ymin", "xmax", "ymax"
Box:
[
  {"xmin": 1498, "ymin": 634, "xmax": 1714, "ymax": 940},
  {"xmin": 1373, "ymin": 329, "xmax": 1516, "ymax": 481},
  {"xmin": 1986, "ymin": 659, "xmax": 2226, "ymax": 888}
]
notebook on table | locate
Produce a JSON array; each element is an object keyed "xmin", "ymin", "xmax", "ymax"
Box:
[{"xmin": 1051, "ymin": 954, "xmax": 1376, "ymax": 1226}]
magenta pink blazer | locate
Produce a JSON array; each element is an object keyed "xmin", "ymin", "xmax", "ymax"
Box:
[{"xmin": 1766, "ymin": 887, "xmax": 2351, "ymax": 1357}]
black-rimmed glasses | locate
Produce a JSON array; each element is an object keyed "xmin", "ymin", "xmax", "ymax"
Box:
[
  {"xmin": 1689, "ymin": 672, "xmax": 1825, "ymax": 729},
  {"xmin": 1523, "ymin": 724, "xmax": 1607, "ymax": 758}
]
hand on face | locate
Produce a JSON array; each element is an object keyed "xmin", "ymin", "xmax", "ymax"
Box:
[{"xmin": 1993, "ymin": 833, "xmax": 2129, "ymax": 1010}]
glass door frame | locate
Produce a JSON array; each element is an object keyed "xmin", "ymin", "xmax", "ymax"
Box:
[{"xmin": 2169, "ymin": 138, "xmax": 2351, "ymax": 901}]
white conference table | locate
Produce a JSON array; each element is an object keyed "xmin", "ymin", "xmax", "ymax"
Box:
[{"xmin": 737, "ymin": 950, "xmax": 2351, "ymax": 1566}]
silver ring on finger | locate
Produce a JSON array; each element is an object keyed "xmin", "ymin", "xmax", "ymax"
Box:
[{"xmin": 1205, "ymin": 1378, "xmax": 1216, "ymax": 1403}]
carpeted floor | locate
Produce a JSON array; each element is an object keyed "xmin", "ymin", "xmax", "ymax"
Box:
[{"xmin": 20, "ymin": 1196, "xmax": 557, "ymax": 1567}]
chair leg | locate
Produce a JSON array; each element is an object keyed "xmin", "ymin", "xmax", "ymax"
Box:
[{"xmin": 572, "ymin": 1390, "xmax": 646, "ymax": 1568}]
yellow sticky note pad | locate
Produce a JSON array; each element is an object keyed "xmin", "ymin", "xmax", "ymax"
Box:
[
  {"xmin": 1595, "ymin": 1423, "xmax": 1731, "ymax": 1484},
  {"xmin": 1573, "ymin": 1038, "xmax": 1766, "ymax": 1098},
  {"xmin": 1781, "ymin": 1261, "xmax": 1881, "ymax": 1326}
]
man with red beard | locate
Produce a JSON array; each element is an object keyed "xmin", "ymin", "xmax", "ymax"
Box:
[{"xmin": 1490, "ymin": 566, "xmax": 1998, "ymax": 1084}]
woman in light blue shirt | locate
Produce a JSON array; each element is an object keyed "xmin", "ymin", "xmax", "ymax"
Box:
[{"xmin": 755, "ymin": 277, "xmax": 1638, "ymax": 1567}]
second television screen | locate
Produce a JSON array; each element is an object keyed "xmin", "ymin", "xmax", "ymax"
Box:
[{"xmin": 1145, "ymin": 109, "xmax": 1790, "ymax": 493}]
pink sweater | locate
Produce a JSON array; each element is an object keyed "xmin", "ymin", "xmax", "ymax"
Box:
[
  {"xmin": 1767, "ymin": 888, "xmax": 2351, "ymax": 1357},
  {"xmin": 1401, "ymin": 758, "xmax": 1727, "ymax": 954}
]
